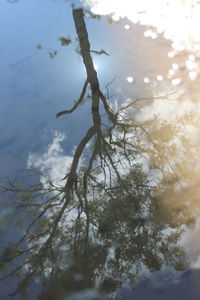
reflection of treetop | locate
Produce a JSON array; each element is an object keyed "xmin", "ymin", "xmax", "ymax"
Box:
[
  {"xmin": 0, "ymin": 7, "xmax": 196, "ymax": 300},
  {"xmin": 58, "ymin": 36, "xmax": 72, "ymax": 46}
]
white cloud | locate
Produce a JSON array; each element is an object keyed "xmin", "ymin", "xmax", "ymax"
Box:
[
  {"xmin": 180, "ymin": 218, "xmax": 200, "ymax": 269},
  {"xmin": 27, "ymin": 131, "xmax": 73, "ymax": 187}
]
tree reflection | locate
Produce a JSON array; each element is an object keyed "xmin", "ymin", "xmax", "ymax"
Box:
[{"xmin": 0, "ymin": 7, "xmax": 194, "ymax": 300}]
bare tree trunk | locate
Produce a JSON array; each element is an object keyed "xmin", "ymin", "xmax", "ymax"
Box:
[{"xmin": 73, "ymin": 9, "xmax": 101, "ymax": 130}]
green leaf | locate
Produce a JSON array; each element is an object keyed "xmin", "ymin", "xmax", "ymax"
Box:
[
  {"xmin": 36, "ymin": 43, "xmax": 42, "ymax": 50},
  {"xmin": 0, "ymin": 263, "xmax": 8, "ymax": 275},
  {"xmin": 49, "ymin": 52, "xmax": 55, "ymax": 59},
  {"xmin": 58, "ymin": 36, "xmax": 71, "ymax": 46},
  {"xmin": 3, "ymin": 245, "xmax": 21, "ymax": 260}
]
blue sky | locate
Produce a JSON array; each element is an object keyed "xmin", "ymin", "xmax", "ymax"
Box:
[
  {"xmin": 0, "ymin": 0, "xmax": 107, "ymax": 178},
  {"xmin": 0, "ymin": 0, "xmax": 170, "ymax": 179},
  {"xmin": 0, "ymin": 0, "xmax": 132, "ymax": 178}
]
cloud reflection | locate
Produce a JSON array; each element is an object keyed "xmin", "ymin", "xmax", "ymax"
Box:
[
  {"xmin": 27, "ymin": 131, "xmax": 73, "ymax": 188},
  {"xmin": 132, "ymin": 94, "xmax": 200, "ymax": 267}
]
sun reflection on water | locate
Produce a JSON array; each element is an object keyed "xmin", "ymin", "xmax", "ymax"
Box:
[
  {"xmin": 85, "ymin": 0, "xmax": 200, "ymax": 51},
  {"xmin": 83, "ymin": 0, "xmax": 200, "ymax": 86}
]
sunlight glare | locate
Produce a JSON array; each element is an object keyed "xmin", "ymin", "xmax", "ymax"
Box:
[
  {"xmin": 168, "ymin": 51, "xmax": 175, "ymax": 58},
  {"xmin": 172, "ymin": 63, "xmax": 179, "ymax": 70},
  {"xmin": 188, "ymin": 71, "xmax": 197, "ymax": 81},
  {"xmin": 112, "ymin": 14, "xmax": 120, "ymax": 21},
  {"xmin": 157, "ymin": 75, "xmax": 163, "ymax": 81},
  {"xmin": 124, "ymin": 24, "xmax": 130, "ymax": 30},
  {"xmin": 83, "ymin": 0, "xmax": 200, "ymax": 57},
  {"xmin": 143, "ymin": 77, "xmax": 150, "ymax": 83},
  {"xmin": 168, "ymin": 69, "xmax": 175, "ymax": 76},
  {"xmin": 171, "ymin": 78, "xmax": 182, "ymax": 86},
  {"xmin": 127, "ymin": 76, "xmax": 134, "ymax": 83}
]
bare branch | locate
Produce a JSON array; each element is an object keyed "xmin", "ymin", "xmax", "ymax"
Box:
[{"xmin": 56, "ymin": 79, "xmax": 89, "ymax": 118}]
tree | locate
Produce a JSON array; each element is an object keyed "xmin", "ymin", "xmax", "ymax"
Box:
[{"xmin": 0, "ymin": 6, "xmax": 195, "ymax": 300}]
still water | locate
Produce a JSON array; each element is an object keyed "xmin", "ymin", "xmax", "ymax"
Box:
[{"xmin": 1, "ymin": 0, "xmax": 200, "ymax": 299}]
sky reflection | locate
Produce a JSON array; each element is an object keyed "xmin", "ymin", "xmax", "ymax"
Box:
[{"xmin": 2, "ymin": 0, "xmax": 200, "ymax": 298}]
